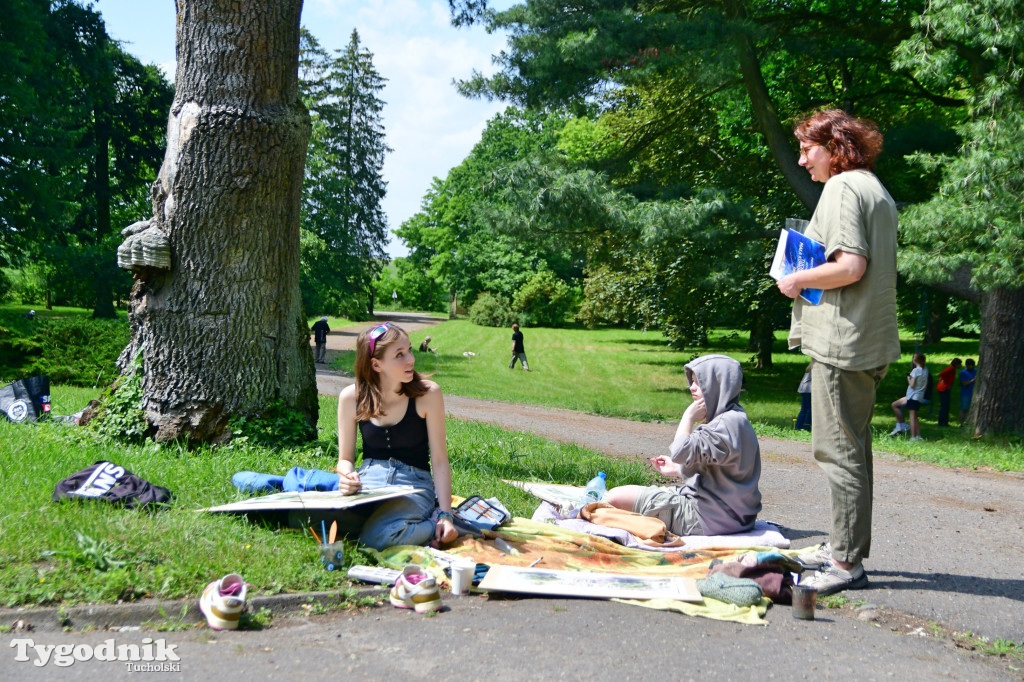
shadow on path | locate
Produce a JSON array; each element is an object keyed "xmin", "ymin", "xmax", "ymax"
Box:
[{"xmin": 869, "ymin": 571, "xmax": 1024, "ymax": 602}]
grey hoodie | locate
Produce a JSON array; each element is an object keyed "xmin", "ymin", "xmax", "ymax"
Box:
[{"xmin": 668, "ymin": 354, "xmax": 762, "ymax": 534}]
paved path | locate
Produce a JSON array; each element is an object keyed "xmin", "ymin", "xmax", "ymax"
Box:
[
  {"xmin": 312, "ymin": 312, "xmax": 1024, "ymax": 649},
  {"xmin": 4, "ymin": 314, "xmax": 1016, "ymax": 680}
]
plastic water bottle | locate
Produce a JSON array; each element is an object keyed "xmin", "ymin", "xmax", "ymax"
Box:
[{"xmin": 578, "ymin": 472, "xmax": 607, "ymax": 507}]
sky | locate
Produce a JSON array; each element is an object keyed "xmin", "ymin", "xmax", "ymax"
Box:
[{"xmin": 93, "ymin": 0, "xmax": 514, "ymax": 258}]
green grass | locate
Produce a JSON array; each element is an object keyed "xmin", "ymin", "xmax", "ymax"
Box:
[
  {"xmin": 333, "ymin": 320, "xmax": 1022, "ymax": 471},
  {"xmin": 305, "ymin": 314, "xmax": 360, "ymax": 329},
  {"xmin": 1, "ymin": 304, "xmax": 128, "ymax": 320},
  {"xmin": 0, "ymin": 386, "xmax": 650, "ymax": 609},
  {"xmin": 304, "ymin": 311, "xmax": 447, "ymax": 329},
  {"xmin": 1, "ymin": 313, "xmax": 1019, "ymax": 610}
]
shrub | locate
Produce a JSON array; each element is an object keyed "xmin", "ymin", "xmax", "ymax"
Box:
[
  {"xmin": 4, "ymin": 267, "xmax": 47, "ymax": 305},
  {"xmin": 512, "ymin": 271, "xmax": 575, "ymax": 328},
  {"xmin": 229, "ymin": 399, "xmax": 316, "ymax": 448},
  {"xmin": 86, "ymin": 358, "xmax": 148, "ymax": 442},
  {"xmin": 468, "ymin": 292, "xmax": 515, "ymax": 328},
  {"xmin": 0, "ymin": 270, "xmax": 12, "ymax": 302},
  {"xmin": 0, "ymin": 310, "xmax": 128, "ymax": 386}
]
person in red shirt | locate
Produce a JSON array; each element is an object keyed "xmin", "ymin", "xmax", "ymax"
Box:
[{"xmin": 936, "ymin": 358, "xmax": 962, "ymax": 427}]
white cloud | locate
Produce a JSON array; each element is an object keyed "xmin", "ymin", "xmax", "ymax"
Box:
[{"xmin": 99, "ymin": 0, "xmax": 514, "ymax": 259}]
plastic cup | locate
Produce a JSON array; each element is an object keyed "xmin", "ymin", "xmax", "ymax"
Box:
[
  {"xmin": 319, "ymin": 542, "xmax": 344, "ymax": 572},
  {"xmin": 791, "ymin": 584, "xmax": 818, "ymax": 620},
  {"xmin": 450, "ymin": 560, "xmax": 475, "ymax": 596}
]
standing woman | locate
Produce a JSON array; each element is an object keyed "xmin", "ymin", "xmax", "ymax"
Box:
[
  {"xmin": 336, "ymin": 322, "xmax": 458, "ymax": 550},
  {"xmin": 777, "ymin": 109, "xmax": 900, "ymax": 595}
]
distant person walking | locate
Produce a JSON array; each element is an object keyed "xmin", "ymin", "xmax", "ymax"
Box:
[
  {"xmin": 312, "ymin": 316, "xmax": 330, "ymax": 364},
  {"xmin": 509, "ymin": 323, "xmax": 530, "ymax": 371},
  {"xmin": 959, "ymin": 358, "xmax": 977, "ymax": 425},
  {"xmin": 936, "ymin": 358, "xmax": 962, "ymax": 426},
  {"xmin": 777, "ymin": 109, "xmax": 900, "ymax": 596}
]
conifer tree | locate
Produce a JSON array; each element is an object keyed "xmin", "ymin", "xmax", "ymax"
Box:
[
  {"xmin": 300, "ymin": 29, "xmax": 390, "ymax": 317},
  {"xmin": 894, "ymin": 0, "xmax": 1024, "ymax": 435}
]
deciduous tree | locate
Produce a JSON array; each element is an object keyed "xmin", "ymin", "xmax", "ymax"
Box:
[{"xmin": 117, "ymin": 0, "xmax": 314, "ymax": 442}]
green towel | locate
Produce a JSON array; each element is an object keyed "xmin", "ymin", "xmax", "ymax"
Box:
[{"xmin": 697, "ymin": 574, "xmax": 763, "ymax": 607}]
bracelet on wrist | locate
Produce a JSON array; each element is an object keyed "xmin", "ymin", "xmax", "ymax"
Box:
[{"xmin": 436, "ymin": 510, "xmax": 454, "ymax": 523}]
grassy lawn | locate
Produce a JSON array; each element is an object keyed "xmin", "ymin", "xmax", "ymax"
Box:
[
  {"xmin": 0, "ymin": 385, "xmax": 649, "ymax": 608},
  {"xmin": 0, "ymin": 304, "xmax": 128, "ymax": 320},
  {"xmin": 1, "ymin": 317, "xmax": 1019, "ymax": 610},
  {"xmin": 334, "ymin": 319, "xmax": 1022, "ymax": 472},
  {"xmin": 306, "ymin": 314, "xmax": 360, "ymax": 328}
]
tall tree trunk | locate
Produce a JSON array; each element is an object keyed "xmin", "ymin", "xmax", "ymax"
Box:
[
  {"xmin": 971, "ymin": 288, "xmax": 1024, "ymax": 436},
  {"xmin": 732, "ymin": 24, "xmax": 822, "ymax": 213},
  {"xmin": 93, "ymin": 96, "xmax": 116, "ymax": 319},
  {"xmin": 118, "ymin": 0, "xmax": 314, "ymax": 443},
  {"xmin": 749, "ymin": 311, "xmax": 774, "ymax": 370}
]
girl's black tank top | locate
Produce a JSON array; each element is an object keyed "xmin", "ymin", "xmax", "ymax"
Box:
[{"xmin": 358, "ymin": 397, "xmax": 430, "ymax": 471}]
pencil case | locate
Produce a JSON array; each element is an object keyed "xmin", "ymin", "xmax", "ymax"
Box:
[{"xmin": 453, "ymin": 495, "xmax": 509, "ymax": 532}]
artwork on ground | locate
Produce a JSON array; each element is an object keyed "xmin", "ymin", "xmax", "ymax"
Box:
[
  {"xmin": 504, "ymin": 480, "xmax": 583, "ymax": 515},
  {"xmin": 479, "ymin": 564, "xmax": 702, "ymax": 602},
  {"xmin": 197, "ymin": 485, "xmax": 418, "ymax": 513}
]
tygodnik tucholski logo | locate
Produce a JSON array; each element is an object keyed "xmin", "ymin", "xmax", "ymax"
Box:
[{"xmin": 10, "ymin": 636, "xmax": 181, "ymax": 671}]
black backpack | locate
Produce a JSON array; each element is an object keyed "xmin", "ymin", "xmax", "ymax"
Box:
[{"xmin": 0, "ymin": 376, "xmax": 51, "ymax": 422}]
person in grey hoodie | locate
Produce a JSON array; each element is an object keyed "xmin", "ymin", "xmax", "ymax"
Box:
[{"xmin": 604, "ymin": 354, "xmax": 762, "ymax": 536}]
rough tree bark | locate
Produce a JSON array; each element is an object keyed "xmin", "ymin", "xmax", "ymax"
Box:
[
  {"xmin": 116, "ymin": 0, "xmax": 315, "ymax": 443},
  {"xmin": 971, "ymin": 288, "xmax": 1024, "ymax": 436}
]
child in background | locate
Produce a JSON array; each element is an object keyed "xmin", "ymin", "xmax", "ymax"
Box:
[
  {"xmin": 936, "ymin": 358, "xmax": 962, "ymax": 426},
  {"xmin": 891, "ymin": 352, "xmax": 928, "ymax": 440},
  {"xmin": 603, "ymin": 354, "xmax": 762, "ymax": 536},
  {"xmin": 335, "ymin": 322, "xmax": 458, "ymax": 550},
  {"xmin": 795, "ymin": 361, "xmax": 813, "ymax": 432},
  {"xmin": 959, "ymin": 358, "xmax": 977, "ymax": 425}
]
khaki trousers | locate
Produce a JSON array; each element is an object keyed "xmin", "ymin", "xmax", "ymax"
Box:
[{"xmin": 811, "ymin": 361, "xmax": 888, "ymax": 565}]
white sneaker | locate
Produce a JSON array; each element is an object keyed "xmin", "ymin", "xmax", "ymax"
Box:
[
  {"xmin": 199, "ymin": 573, "xmax": 248, "ymax": 630},
  {"xmin": 389, "ymin": 565, "xmax": 443, "ymax": 613},
  {"xmin": 889, "ymin": 423, "xmax": 908, "ymax": 436},
  {"xmin": 797, "ymin": 542, "xmax": 832, "ymax": 571},
  {"xmin": 803, "ymin": 562, "xmax": 869, "ymax": 596},
  {"xmin": 909, "ymin": 436, "xmax": 923, "ymax": 442}
]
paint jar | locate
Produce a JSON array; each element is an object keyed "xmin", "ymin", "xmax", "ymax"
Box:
[
  {"xmin": 791, "ymin": 584, "xmax": 818, "ymax": 620},
  {"xmin": 320, "ymin": 542, "xmax": 344, "ymax": 572}
]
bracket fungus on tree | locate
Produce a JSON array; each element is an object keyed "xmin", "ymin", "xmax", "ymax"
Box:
[{"xmin": 117, "ymin": 219, "xmax": 171, "ymax": 279}]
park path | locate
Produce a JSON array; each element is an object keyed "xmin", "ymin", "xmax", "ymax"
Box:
[
  {"xmin": 0, "ymin": 313, "xmax": 1017, "ymax": 682},
  {"xmin": 313, "ymin": 312, "xmax": 1024, "ymax": 645}
]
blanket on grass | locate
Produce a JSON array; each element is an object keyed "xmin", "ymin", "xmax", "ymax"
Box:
[
  {"xmin": 532, "ymin": 501, "xmax": 790, "ymax": 552},
  {"xmin": 372, "ymin": 516, "xmax": 771, "ymax": 625}
]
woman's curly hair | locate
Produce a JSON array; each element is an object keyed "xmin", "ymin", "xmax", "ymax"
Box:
[{"xmin": 794, "ymin": 109, "xmax": 883, "ymax": 175}]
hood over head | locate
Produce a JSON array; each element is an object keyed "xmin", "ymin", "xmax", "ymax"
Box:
[{"xmin": 684, "ymin": 354, "xmax": 744, "ymax": 421}]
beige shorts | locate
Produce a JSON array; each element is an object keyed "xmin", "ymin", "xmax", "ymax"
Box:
[{"xmin": 633, "ymin": 486, "xmax": 704, "ymax": 536}]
